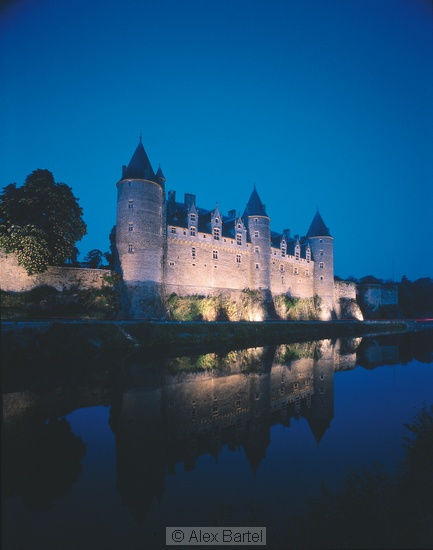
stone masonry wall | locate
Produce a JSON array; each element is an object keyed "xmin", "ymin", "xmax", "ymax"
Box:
[
  {"xmin": 333, "ymin": 280, "xmax": 364, "ymax": 320},
  {"xmin": 164, "ymin": 232, "xmax": 252, "ymax": 292},
  {"xmin": 270, "ymin": 248, "xmax": 314, "ymax": 298},
  {"xmin": 0, "ymin": 251, "xmax": 108, "ymax": 292}
]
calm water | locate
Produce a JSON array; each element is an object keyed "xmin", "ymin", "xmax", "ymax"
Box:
[{"xmin": 2, "ymin": 331, "xmax": 433, "ymax": 549}]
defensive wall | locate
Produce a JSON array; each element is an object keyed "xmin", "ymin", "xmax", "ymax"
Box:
[
  {"xmin": 0, "ymin": 251, "xmax": 108, "ymax": 292},
  {"xmin": 0, "ymin": 250, "xmax": 398, "ymax": 320}
]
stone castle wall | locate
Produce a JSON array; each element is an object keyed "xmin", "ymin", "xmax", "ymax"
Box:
[
  {"xmin": 164, "ymin": 232, "xmax": 315, "ymax": 299},
  {"xmin": 269, "ymin": 249, "xmax": 314, "ymax": 297},
  {"xmin": 357, "ymin": 283, "xmax": 398, "ymax": 318},
  {"xmin": 358, "ymin": 284, "xmax": 398, "ymax": 307},
  {"xmin": 0, "ymin": 251, "xmax": 108, "ymax": 292},
  {"xmin": 164, "ymin": 233, "xmax": 251, "ymax": 292}
]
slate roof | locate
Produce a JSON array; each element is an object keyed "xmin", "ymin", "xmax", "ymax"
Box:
[
  {"xmin": 123, "ymin": 140, "xmax": 156, "ymax": 181},
  {"xmin": 306, "ymin": 210, "xmax": 331, "ymax": 237},
  {"xmin": 242, "ymin": 186, "xmax": 268, "ymax": 218}
]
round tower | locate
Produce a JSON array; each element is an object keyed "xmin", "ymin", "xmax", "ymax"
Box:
[
  {"xmin": 243, "ymin": 186, "xmax": 271, "ymax": 291},
  {"xmin": 306, "ymin": 210, "xmax": 334, "ymax": 319},
  {"xmin": 116, "ymin": 139, "xmax": 164, "ymax": 311}
]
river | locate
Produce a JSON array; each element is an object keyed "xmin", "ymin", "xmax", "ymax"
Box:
[{"xmin": 2, "ymin": 330, "xmax": 433, "ymax": 549}]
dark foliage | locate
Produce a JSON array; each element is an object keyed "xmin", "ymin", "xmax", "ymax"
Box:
[
  {"xmin": 399, "ymin": 276, "xmax": 433, "ymax": 317},
  {"xmin": 0, "ymin": 169, "xmax": 87, "ymax": 274}
]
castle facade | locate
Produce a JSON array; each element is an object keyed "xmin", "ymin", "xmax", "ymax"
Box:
[{"xmin": 115, "ymin": 139, "xmax": 341, "ymax": 318}]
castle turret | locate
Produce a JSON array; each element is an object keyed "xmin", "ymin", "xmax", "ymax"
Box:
[
  {"xmin": 243, "ymin": 186, "xmax": 271, "ymax": 291},
  {"xmin": 306, "ymin": 210, "xmax": 334, "ymax": 319},
  {"xmin": 116, "ymin": 138, "xmax": 165, "ymax": 315}
]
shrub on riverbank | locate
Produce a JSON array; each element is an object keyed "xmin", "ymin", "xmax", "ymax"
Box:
[{"xmin": 0, "ymin": 283, "xmax": 121, "ymax": 320}]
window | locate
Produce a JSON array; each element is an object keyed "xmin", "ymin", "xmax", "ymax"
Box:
[
  {"xmin": 293, "ymin": 266, "xmax": 298, "ymax": 275},
  {"xmin": 190, "ymin": 213, "xmax": 196, "ymax": 222},
  {"xmin": 319, "ymin": 262, "xmax": 324, "ymax": 268},
  {"xmin": 237, "ymin": 223, "xmax": 241, "ymax": 229},
  {"xmin": 236, "ymin": 234, "xmax": 242, "ymax": 246},
  {"xmin": 255, "ymin": 263, "xmax": 260, "ymax": 270},
  {"xmin": 128, "ymin": 222, "xmax": 133, "ymax": 232},
  {"xmin": 170, "ymin": 226, "xmax": 176, "ymax": 234},
  {"xmin": 320, "ymin": 275, "xmax": 324, "ymax": 281},
  {"xmin": 236, "ymin": 254, "xmax": 241, "ymax": 263},
  {"xmin": 192, "ymin": 247, "xmax": 196, "ymax": 259},
  {"xmin": 306, "ymin": 269, "xmax": 310, "ymax": 277},
  {"xmin": 255, "ymin": 218, "xmax": 258, "ymax": 223},
  {"xmin": 190, "ymin": 226, "xmax": 196, "ymax": 236},
  {"xmin": 320, "ymin": 250, "xmax": 324, "ymax": 256},
  {"xmin": 280, "ymin": 265, "xmax": 284, "ymax": 272},
  {"xmin": 254, "ymin": 246, "xmax": 259, "ymax": 254},
  {"xmin": 306, "ymin": 248, "xmax": 311, "ymax": 262},
  {"xmin": 281, "ymin": 245, "xmax": 286, "ymax": 258},
  {"xmin": 128, "ymin": 200, "xmax": 133, "ymax": 209},
  {"xmin": 213, "ymin": 227, "xmax": 220, "ymax": 240},
  {"xmin": 254, "ymin": 231, "xmax": 259, "ymax": 238},
  {"xmin": 169, "ymin": 261, "xmax": 175, "ymax": 266},
  {"xmin": 319, "ymin": 239, "xmax": 323, "ymax": 243},
  {"xmin": 215, "ymin": 218, "xmax": 219, "ymax": 224},
  {"xmin": 213, "ymin": 250, "xmax": 218, "ymax": 260},
  {"xmin": 128, "ymin": 243, "xmax": 134, "ymax": 253},
  {"xmin": 295, "ymin": 246, "xmax": 300, "ymax": 260}
]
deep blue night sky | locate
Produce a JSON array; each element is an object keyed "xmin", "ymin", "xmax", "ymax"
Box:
[{"xmin": 1, "ymin": 0, "xmax": 432, "ymax": 281}]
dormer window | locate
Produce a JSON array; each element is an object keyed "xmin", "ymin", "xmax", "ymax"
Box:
[
  {"xmin": 237, "ymin": 223, "xmax": 241, "ymax": 229},
  {"xmin": 190, "ymin": 226, "xmax": 196, "ymax": 236},
  {"xmin": 215, "ymin": 218, "xmax": 219, "ymax": 224},
  {"xmin": 171, "ymin": 227, "xmax": 176, "ymax": 234},
  {"xmin": 306, "ymin": 247, "xmax": 311, "ymax": 262},
  {"xmin": 295, "ymin": 245, "xmax": 300, "ymax": 261},
  {"xmin": 190, "ymin": 213, "xmax": 196, "ymax": 222},
  {"xmin": 281, "ymin": 242, "xmax": 286, "ymax": 258},
  {"xmin": 213, "ymin": 227, "xmax": 220, "ymax": 240},
  {"xmin": 236, "ymin": 234, "xmax": 242, "ymax": 246}
]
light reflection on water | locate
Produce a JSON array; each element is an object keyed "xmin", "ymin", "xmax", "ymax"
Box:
[{"xmin": 2, "ymin": 332, "xmax": 433, "ymax": 549}]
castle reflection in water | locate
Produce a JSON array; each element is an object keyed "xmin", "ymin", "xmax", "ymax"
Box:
[
  {"xmin": 110, "ymin": 337, "xmax": 365, "ymax": 521},
  {"xmin": 7, "ymin": 332, "xmax": 425, "ymax": 523}
]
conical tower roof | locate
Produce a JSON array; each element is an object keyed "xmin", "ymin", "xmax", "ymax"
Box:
[
  {"xmin": 306, "ymin": 210, "xmax": 331, "ymax": 237},
  {"xmin": 123, "ymin": 139, "xmax": 156, "ymax": 181},
  {"xmin": 156, "ymin": 165, "xmax": 165, "ymax": 180},
  {"xmin": 242, "ymin": 186, "xmax": 268, "ymax": 218}
]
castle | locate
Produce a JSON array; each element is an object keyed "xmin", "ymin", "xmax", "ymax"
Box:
[{"xmin": 115, "ymin": 138, "xmax": 350, "ymax": 319}]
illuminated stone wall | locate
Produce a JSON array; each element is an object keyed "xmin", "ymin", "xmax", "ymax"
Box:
[
  {"xmin": 164, "ymin": 232, "xmax": 251, "ymax": 293},
  {"xmin": 269, "ymin": 249, "xmax": 315, "ymax": 298}
]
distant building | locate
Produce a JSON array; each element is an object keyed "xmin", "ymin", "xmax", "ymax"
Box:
[{"xmin": 116, "ymin": 138, "xmax": 345, "ymax": 318}]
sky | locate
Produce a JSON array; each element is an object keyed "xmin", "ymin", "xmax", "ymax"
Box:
[{"xmin": 1, "ymin": 0, "xmax": 432, "ymax": 281}]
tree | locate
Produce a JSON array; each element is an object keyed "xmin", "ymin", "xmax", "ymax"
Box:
[
  {"xmin": 0, "ymin": 169, "xmax": 87, "ymax": 274},
  {"xmin": 82, "ymin": 249, "xmax": 104, "ymax": 269},
  {"xmin": 104, "ymin": 225, "xmax": 117, "ymax": 270}
]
